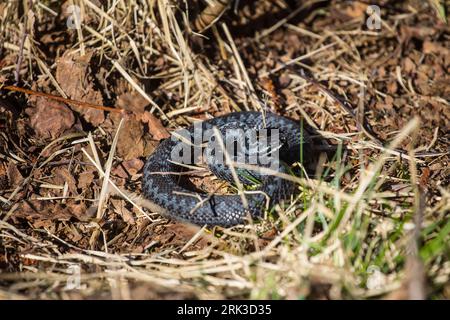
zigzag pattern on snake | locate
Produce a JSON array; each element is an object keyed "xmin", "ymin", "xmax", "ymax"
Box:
[{"xmin": 142, "ymin": 112, "xmax": 311, "ymax": 227}]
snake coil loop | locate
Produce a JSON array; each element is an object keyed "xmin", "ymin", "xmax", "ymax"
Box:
[{"xmin": 142, "ymin": 112, "xmax": 311, "ymax": 227}]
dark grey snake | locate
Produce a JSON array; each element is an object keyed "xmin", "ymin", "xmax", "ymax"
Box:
[{"xmin": 142, "ymin": 112, "xmax": 311, "ymax": 227}]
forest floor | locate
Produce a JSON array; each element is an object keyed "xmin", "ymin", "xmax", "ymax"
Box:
[{"xmin": 0, "ymin": 0, "xmax": 449, "ymax": 299}]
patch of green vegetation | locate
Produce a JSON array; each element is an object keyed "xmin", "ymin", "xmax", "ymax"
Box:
[
  {"xmin": 250, "ymin": 272, "xmax": 283, "ymax": 300},
  {"xmin": 420, "ymin": 219, "xmax": 450, "ymax": 263}
]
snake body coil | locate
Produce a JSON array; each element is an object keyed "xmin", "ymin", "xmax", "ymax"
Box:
[{"xmin": 142, "ymin": 112, "xmax": 310, "ymax": 227}]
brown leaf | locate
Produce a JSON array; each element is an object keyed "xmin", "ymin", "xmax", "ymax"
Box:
[
  {"xmin": 400, "ymin": 26, "xmax": 437, "ymax": 42},
  {"xmin": 111, "ymin": 199, "xmax": 135, "ymax": 225},
  {"xmin": 66, "ymin": 200, "xmax": 90, "ymax": 221},
  {"xmin": 154, "ymin": 222, "xmax": 210, "ymax": 249},
  {"xmin": 343, "ymin": 1, "xmax": 368, "ymax": 18},
  {"xmin": 423, "ymin": 41, "xmax": 449, "ymax": 55},
  {"xmin": 112, "ymin": 158, "xmax": 144, "ymax": 179},
  {"xmin": 25, "ymin": 97, "xmax": 75, "ymax": 139},
  {"xmin": 56, "ymin": 50, "xmax": 105, "ymax": 126},
  {"xmin": 141, "ymin": 111, "xmax": 170, "ymax": 140},
  {"xmin": 419, "ymin": 167, "xmax": 430, "ymax": 189},
  {"xmin": 403, "ymin": 57, "xmax": 416, "ymax": 74},
  {"xmin": 52, "ymin": 167, "xmax": 77, "ymax": 194},
  {"xmin": 0, "ymin": 162, "xmax": 7, "ymax": 190},
  {"xmin": 7, "ymin": 162, "xmax": 24, "ymax": 187},
  {"xmin": 15, "ymin": 200, "xmax": 72, "ymax": 222},
  {"xmin": 109, "ymin": 110, "xmax": 157, "ymax": 160},
  {"xmin": 78, "ymin": 170, "xmax": 95, "ymax": 189},
  {"xmin": 116, "ymin": 116, "xmax": 145, "ymax": 160},
  {"xmin": 122, "ymin": 158, "xmax": 144, "ymax": 176},
  {"xmin": 387, "ymin": 81, "xmax": 398, "ymax": 95},
  {"xmin": 116, "ymin": 92, "xmax": 148, "ymax": 114},
  {"xmin": 14, "ymin": 199, "xmax": 92, "ymax": 226}
]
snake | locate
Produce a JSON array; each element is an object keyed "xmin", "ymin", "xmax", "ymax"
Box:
[{"xmin": 142, "ymin": 112, "xmax": 311, "ymax": 227}]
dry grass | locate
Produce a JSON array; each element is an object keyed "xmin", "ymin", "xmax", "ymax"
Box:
[{"xmin": 0, "ymin": 0, "xmax": 449, "ymax": 299}]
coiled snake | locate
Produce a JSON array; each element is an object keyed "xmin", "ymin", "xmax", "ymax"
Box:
[{"xmin": 142, "ymin": 112, "xmax": 310, "ymax": 227}]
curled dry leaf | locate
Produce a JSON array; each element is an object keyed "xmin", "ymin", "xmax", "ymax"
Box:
[
  {"xmin": 122, "ymin": 158, "xmax": 144, "ymax": 176},
  {"xmin": 37, "ymin": 200, "xmax": 90, "ymax": 222},
  {"xmin": 66, "ymin": 200, "xmax": 90, "ymax": 222},
  {"xmin": 0, "ymin": 162, "xmax": 8, "ymax": 190},
  {"xmin": 112, "ymin": 158, "xmax": 144, "ymax": 179},
  {"xmin": 117, "ymin": 91, "xmax": 170, "ymax": 140},
  {"xmin": 116, "ymin": 114, "xmax": 145, "ymax": 160},
  {"xmin": 56, "ymin": 50, "xmax": 105, "ymax": 126},
  {"xmin": 52, "ymin": 167, "xmax": 77, "ymax": 194},
  {"xmin": 141, "ymin": 111, "xmax": 170, "ymax": 140},
  {"xmin": 77, "ymin": 170, "xmax": 95, "ymax": 190},
  {"xmin": 110, "ymin": 113, "xmax": 155, "ymax": 160},
  {"xmin": 423, "ymin": 40, "xmax": 449, "ymax": 55},
  {"xmin": 342, "ymin": 1, "xmax": 368, "ymax": 18},
  {"xmin": 111, "ymin": 199, "xmax": 135, "ymax": 225},
  {"xmin": 116, "ymin": 91, "xmax": 148, "ymax": 114},
  {"xmin": 7, "ymin": 163, "xmax": 23, "ymax": 187},
  {"xmin": 25, "ymin": 97, "xmax": 75, "ymax": 139},
  {"xmin": 13, "ymin": 199, "xmax": 89, "ymax": 228}
]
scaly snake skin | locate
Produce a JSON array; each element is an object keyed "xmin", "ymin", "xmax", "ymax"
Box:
[{"xmin": 142, "ymin": 112, "xmax": 310, "ymax": 227}]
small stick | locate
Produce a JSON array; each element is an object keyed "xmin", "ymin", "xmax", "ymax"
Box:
[
  {"xmin": 14, "ymin": 0, "xmax": 33, "ymax": 85},
  {"xmin": 14, "ymin": 30, "xmax": 28, "ymax": 85},
  {"xmin": 194, "ymin": 0, "xmax": 231, "ymax": 33},
  {"xmin": 2, "ymin": 85, "xmax": 124, "ymax": 114}
]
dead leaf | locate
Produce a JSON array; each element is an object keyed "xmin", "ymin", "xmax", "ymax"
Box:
[
  {"xmin": 56, "ymin": 50, "xmax": 105, "ymax": 126},
  {"xmin": 116, "ymin": 115, "xmax": 145, "ymax": 160},
  {"xmin": 423, "ymin": 41, "xmax": 449, "ymax": 55},
  {"xmin": 0, "ymin": 162, "xmax": 8, "ymax": 190},
  {"xmin": 67, "ymin": 200, "xmax": 90, "ymax": 221},
  {"xmin": 116, "ymin": 92, "xmax": 149, "ymax": 114},
  {"xmin": 108, "ymin": 112, "xmax": 156, "ymax": 160},
  {"xmin": 343, "ymin": 1, "xmax": 368, "ymax": 18},
  {"xmin": 111, "ymin": 199, "xmax": 135, "ymax": 224},
  {"xmin": 14, "ymin": 199, "xmax": 92, "ymax": 226},
  {"xmin": 78, "ymin": 170, "xmax": 95, "ymax": 190},
  {"xmin": 25, "ymin": 97, "xmax": 75, "ymax": 139},
  {"xmin": 14, "ymin": 200, "xmax": 73, "ymax": 225},
  {"xmin": 387, "ymin": 80, "xmax": 398, "ymax": 95},
  {"xmin": 7, "ymin": 162, "xmax": 24, "ymax": 187},
  {"xmin": 141, "ymin": 111, "xmax": 170, "ymax": 140},
  {"xmin": 52, "ymin": 167, "xmax": 77, "ymax": 194},
  {"xmin": 403, "ymin": 57, "xmax": 416, "ymax": 73},
  {"xmin": 153, "ymin": 222, "xmax": 210, "ymax": 249},
  {"xmin": 122, "ymin": 158, "xmax": 144, "ymax": 176},
  {"xmin": 419, "ymin": 167, "xmax": 430, "ymax": 189},
  {"xmin": 112, "ymin": 158, "xmax": 144, "ymax": 179}
]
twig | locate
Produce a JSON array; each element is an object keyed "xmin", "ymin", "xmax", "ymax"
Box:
[
  {"xmin": 2, "ymin": 85, "xmax": 124, "ymax": 114},
  {"xmin": 406, "ymin": 133, "xmax": 426, "ymax": 300},
  {"xmin": 14, "ymin": 29, "xmax": 27, "ymax": 85}
]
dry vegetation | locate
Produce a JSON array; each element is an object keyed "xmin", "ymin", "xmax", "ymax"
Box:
[{"xmin": 0, "ymin": 0, "xmax": 449, "ymax": 299}]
